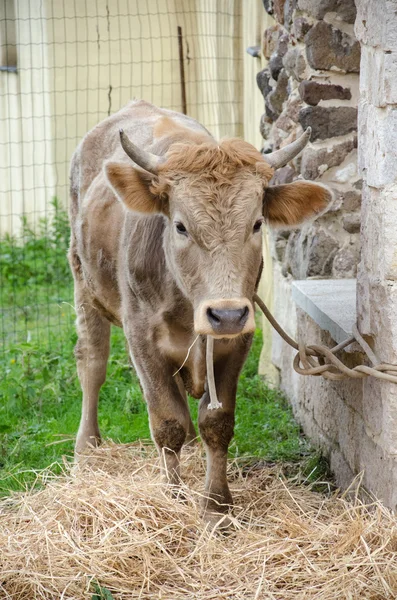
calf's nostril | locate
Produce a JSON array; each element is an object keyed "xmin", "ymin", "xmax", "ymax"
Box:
[
  {"xmin": 239, "ymin": 306, "xmax": 249, "ymax": 322},
  {"xmin": 207, "ymin": 307, "xmax": 221, "ymax": 325}
]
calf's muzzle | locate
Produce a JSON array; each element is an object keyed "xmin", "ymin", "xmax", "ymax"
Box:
[{"xmin": 195, "ymin": 298, "xmax": 255, "ymax": 338}]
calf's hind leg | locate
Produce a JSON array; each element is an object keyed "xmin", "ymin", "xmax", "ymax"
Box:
[{"xmin": 74, "ymin": 291, "xmax": 111, "ymax": 455}]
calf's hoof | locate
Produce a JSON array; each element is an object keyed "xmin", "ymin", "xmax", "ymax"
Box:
[
  {"xmin": 201, "ymin": 492, "xmax": 234, "ymax": 531},
  {"xmin": 202, "ymin": 509, "xmax": 234, "ymax": 533},
  {"xmin": 74, "ymin": 431, "xmax": 101, "ymax": 460}
]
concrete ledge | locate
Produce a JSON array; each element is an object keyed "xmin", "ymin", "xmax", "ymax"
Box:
[{"xmin": 291, "ymin": 279, "xmax": 356, "ymax": 344}]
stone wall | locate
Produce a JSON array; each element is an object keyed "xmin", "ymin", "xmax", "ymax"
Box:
[
  {"xmin": 258, "ymin": 0, "xmax": 397, "ymax": 508},
  {"xmin": 258, "ymin": 0, "xmax": 361, "ymax": 281},
  {"xmin": 354, "ymin": 0, "xmax": 397, "ymax": 509},
  {"xmin": 257, "ymin": 2, "xmax": 363, "ymax": 492}
]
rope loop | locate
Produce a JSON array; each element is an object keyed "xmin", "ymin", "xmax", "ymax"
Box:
[{"xmin": 253, "ymin": 293, "xmax": 397, "ymax": 385}]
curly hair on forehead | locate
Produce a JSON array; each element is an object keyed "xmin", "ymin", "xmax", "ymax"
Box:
[{"xmin": 158, "ymin": 138, "xmax": 274, "ymax": 181}]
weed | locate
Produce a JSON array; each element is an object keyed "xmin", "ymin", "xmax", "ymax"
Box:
[{"xmin": 91, "ymin": 581, "xmax": 115, "ymax": 600}]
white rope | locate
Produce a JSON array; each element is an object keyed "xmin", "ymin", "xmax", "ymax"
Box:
[{"xmin": 206, "ymin": 336, "xmax": 222, "ymax": 410}]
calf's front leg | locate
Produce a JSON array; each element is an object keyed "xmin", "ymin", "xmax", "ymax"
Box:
[
  {"xmin": 126, "ymin": 328, "xmax": 192, "ymax": 485},
  {"xmin": 198, "ymin": 338, "xmax": 251, "ymax": 517}
]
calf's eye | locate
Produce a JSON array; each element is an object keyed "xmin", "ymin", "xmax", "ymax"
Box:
[
  {"xmin": 253, "ymin": 219, "xmax": 263, "ymax": 233},
  {"xmin": 175, "ymin": 222, "xmax": 188, "ymax": 236}
]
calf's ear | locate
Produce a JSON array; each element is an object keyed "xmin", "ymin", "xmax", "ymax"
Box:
[
  {"xmin": 263, "ymin": 181, "xmax": 332, "ymax": 227},
  {"xmin": 104, "ymin": 162, "xmax": 168, "ymax": 214}
]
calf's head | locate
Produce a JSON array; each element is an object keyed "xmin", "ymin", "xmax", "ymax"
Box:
[{"xmin": 106, "ymin": 129, "xmax": 331, "ymax": 338}]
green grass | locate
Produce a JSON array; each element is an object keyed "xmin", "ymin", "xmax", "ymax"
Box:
[
  {"xmin": 0, "ymin": 322, "xmax": 313, "ymax": 495},
  {"xmin": 0, "ymin": 199, "xmax": 73, "ymax": 348},
  {"xmin": 0, "ymin": 204, "xmax": 325, "ymax": 498}
]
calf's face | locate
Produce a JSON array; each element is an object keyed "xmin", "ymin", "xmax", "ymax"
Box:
[
  {"xmin": 106, "ymin": 138, "xmax": 331, "ymax": 338},
  {"xmin": 164, "ymin": 165, "xmax": 265, "ymax": 338}
]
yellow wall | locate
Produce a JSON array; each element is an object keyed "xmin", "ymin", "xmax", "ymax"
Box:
[{"xmin": 0, "ymin": 0, "xmax": 55, "ymax": 236}]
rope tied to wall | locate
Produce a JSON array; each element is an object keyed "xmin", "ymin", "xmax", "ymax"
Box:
[
  {"xmin": 178, "ymin": 293, "xmax": 397, "ymax": 414},
  {"xmin": 253, "ymin": 293, "xmax": 397, "ymax": 384}
]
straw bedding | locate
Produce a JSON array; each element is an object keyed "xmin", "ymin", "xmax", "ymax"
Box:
[{"xmin": 1, "ymin": 443, "xmax": 397, "ymax": 599}]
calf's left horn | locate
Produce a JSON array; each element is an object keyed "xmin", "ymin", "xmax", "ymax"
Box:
[
  {"xmin": 119, "ymin": 129, "xmax": 164, "ymax": 174},
  {"xmin": 264, "ymin": 127, "xmax": 311, "ymax": 169}
]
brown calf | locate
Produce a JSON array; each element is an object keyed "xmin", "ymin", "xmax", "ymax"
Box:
[{"xmin": 69, "ymin": 100, "xmax": 330, "ymax": 522}]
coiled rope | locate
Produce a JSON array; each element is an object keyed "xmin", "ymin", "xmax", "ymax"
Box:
[{"xmin": 253, "ymin": 293, "xmax": 397, "ymax": 384}]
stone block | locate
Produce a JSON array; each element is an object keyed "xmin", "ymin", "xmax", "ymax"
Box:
[
  {"xmin": 271, "ymin": 264, "xmax": 298, "ymax": 360},
  {"xmin": 360, "ymin": 105, "xmax": 397, "ymax": 188},
  {"xmin": 262, "ymin": 0, "xmax": 274, "ymax": 15},
  {"xmin": 275, "ymin": 97, "xmax": 303, "ymax": 134},
  {"xmin": 305, "ymin": 21, "xmax": 361, "ymax": 73},
  {"xmin": 376, "ymin": 53, "xmax": 397, "ymax": 106},
  {"xmin": 256, "ymin": 68, "xmax": 272, "ymax": 100},
  {"xmin": 306, "ymin": 228, "xmax": 339, "ymax": 277},
  {"xmin": 336, "ymin": 405, "xmax": 361, "ymax": 474},
  {"xmin": 283, "ymin": 47, "xmax": 308, "ymax": 81},
  {"xmin": 273, "ymin": 0, "xmax": 287, "ymax": 23},
  {"xmin": 353, "ymin": 179, "xmax": 363, "ymax": 190},
  {"xmin": 332, "ymin": 244, "xmax": 359, "ymax": 278},
  {"xmin": 275, "ymin": 238, "xmax": 287, "ymax": 262},
  {"xmin": 331, "ymin": 159, "xmax": 357, "ymax": 184},
  {"xmin": 269, "ymin": 33, "xmax": 290, "ymax": 80},
  {"xmin": 262, "ymin": 24, "xmax": 285, "ymax": 60},
  {"xmin": 271, "ymin": 164, "xmax": 296, "ymax": 184},
  {"xmin": 329, "ymin": 449, "xmax": 355, "ymax": 493},
  {"xmin": 259, "ymin": 113, "xmax": 272, "ymax": 140},
  {"xmin": 285, "ymin": 225, "xmax": 339, "ymax": 278},
  {"xmin": 283, "ymin": 0, "xmax": 298, "ymax": 28},
  {"xmin": 292, "ymin": 278, "xmax": 357, "ymax": 342},
  {"xmin": 266, "ymin": 69, "xmax": 289, "ymax": 119},
  {"xmin": 355, "ymin": 0, "xmax": 397, "ymax": 51},
  {"xmin": 265, "ymin": 103, "xmax": 277, "ymax": 123},
  {"xmin": 312, "ymin": 378, "xmax": 340, "ymax": 441},
  {"xmin": 361, "ymin": 379, "xmax": 383, "ymax": 440},
  {"xmin": 298, "ymin": 0, "xmax": 356, "ymax": 23},
  {"xmin": 357, "ymin": 430, "xmax": 397, "ymax": 509},
  {"xmin": 360, "ymin": 46, "xmax": 397, "ymax": 108},
  {"xmin": 300, "ymin": 136, "xmax": 357, "ymax": 179},
  {"xmin": 359, "ymin": 183, "xmax": 397, "ymax": 295},
  {"xmin": 357, "ymin": 278, "xmax": 397, "ymax": 361},
  {"xmin": 299, "ymin": 80, "xmax": 351, "ymax": 106},
  {"xmin": 292, "ymin": 17, "xmax": 312, "ymax": 41},
  {"xmin": 299, "ymin": 106, "xmax": 357, "ymax": 141},
  {"xmin": 342, "ymin": 213, "xmax": 360, "ymax": 234},
  {"xmin": 343, "ymin": 189, "xmax": 362, "ymax": 211},
  {"xmin": 378, "ymin": 383, "xmax": 397, "ymax": 455}
]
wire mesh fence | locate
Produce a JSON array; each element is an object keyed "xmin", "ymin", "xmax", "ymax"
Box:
[{"xmin": 0, "ymin": 0, "xmax": 244, "ymax": 353}]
